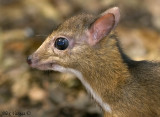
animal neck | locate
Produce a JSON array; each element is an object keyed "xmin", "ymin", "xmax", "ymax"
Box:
[{"xmin": 75, "ymin": 36, "xmax": 131, "ymax": 105}]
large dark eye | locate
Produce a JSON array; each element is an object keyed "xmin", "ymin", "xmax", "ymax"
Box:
[{"xmin": 54, "ymin": 37, "xmax": 69, "ymax": 50}]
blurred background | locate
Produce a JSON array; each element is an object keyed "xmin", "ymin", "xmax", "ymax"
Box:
[{"xmin": 0, "ymin": 0, "xmax": 160, "ymax": 117}]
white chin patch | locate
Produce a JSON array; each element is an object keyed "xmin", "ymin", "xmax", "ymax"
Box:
[{"xmin": 51, "ymin": 65, "xmax": 112, "ymax": 113}]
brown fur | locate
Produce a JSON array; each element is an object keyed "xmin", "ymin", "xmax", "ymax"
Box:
[{"xmin": 29, "ymin": 10, "xmax": 160, "ymax": 117}]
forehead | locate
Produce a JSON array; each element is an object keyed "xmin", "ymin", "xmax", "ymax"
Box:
[{"xmin": 55, "ymin": 14, "xmax": 95, "ymax": 38}]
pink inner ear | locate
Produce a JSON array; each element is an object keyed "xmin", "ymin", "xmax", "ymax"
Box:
[{"xmin": 88, "ymin": 13, "xmax": 115, "ymax": 46}]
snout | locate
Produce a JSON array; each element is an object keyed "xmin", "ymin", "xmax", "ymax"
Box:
[
  {"xmin": 26, "ymin": 54, "xmax": 37, "ymax": 67},
  {"xmin": 26, "ymin": 54, "xmax": 55, "ymax": 70},
  {"xmin": 26, "ymin": 54, "xmax": 40, "ymax": 68},
  {"xmin": 27, "ymin": 55, "xmax": 33, "ymax": 65},
  {"xmin": 26, "ymin": 54, "xmax": 38, "ymax": 67}
]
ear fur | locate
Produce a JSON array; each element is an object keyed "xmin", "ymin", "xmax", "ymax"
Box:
[{"xmin": 87, "ymin": 7, "xmax": 120, "ymax": 46}]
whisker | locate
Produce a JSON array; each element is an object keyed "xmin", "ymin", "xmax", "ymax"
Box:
[{"xmin": 35, "ymin": 35, "xmax": 48, "ymax": 37}]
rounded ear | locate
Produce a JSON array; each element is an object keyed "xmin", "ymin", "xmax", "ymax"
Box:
[{"xmin": 87, "ymin": 7, "xmax": 120, "ymax": 46}]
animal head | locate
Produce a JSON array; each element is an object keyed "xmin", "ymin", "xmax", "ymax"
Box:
[{"xmin": 27, "ymin": 7, "xmax": 120, "ymax": 72}]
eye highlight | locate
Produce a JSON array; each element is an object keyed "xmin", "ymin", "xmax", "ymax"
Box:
[{"xmin": 54, "ymin": 37, "xmax": 69, "ymax": 50}]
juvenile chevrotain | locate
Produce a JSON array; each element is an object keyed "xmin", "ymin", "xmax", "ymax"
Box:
[{"xmin": 27, "ymin": 7, "xmax": 160, "ymax": 117}]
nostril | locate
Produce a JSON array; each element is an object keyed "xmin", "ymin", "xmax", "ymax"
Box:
[{"xmin": 27, "ymin": 55, "xmax": 32, "ymax": 65}]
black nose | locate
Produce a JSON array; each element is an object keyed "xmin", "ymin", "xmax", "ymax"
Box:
[{"xmin": 27, "ymin": 55, "xmax": 32, "ymax": 65}]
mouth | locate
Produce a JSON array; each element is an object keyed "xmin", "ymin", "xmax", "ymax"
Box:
[
  {"xmin": 30, "ymin": 62, "xmax": 55, "ymax": 71},
  {"xmin": 27, "ymin": 55, "xmax": 59, "ymax": 71},
  {"xmin": 27, "ymin": 56, "xmax": 65, "ymax": 72}
]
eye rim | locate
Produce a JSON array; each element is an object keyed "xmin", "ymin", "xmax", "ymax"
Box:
[{"xmin": 54, "ymin": 37, "xmax": 69, "ymax": 50}]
